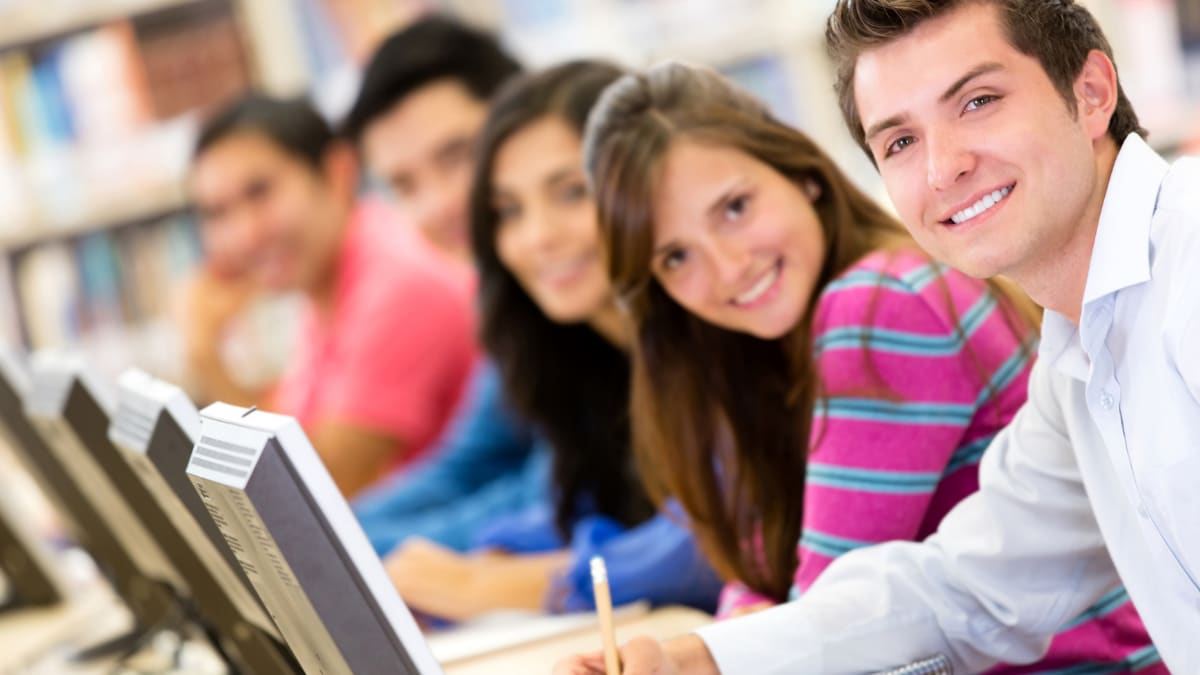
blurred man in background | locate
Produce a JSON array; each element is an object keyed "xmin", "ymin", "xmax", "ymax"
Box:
[
  {"xmin": 343, "ymin": 15, "xmax": 521, "ymax": 269},
  {"xmin": 186, "ymin": 94, "xmax": 476, "ymax": 497}
]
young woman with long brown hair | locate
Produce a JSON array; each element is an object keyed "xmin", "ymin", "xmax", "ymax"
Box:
[
  {"xmin": 562, "ymin": 61, "xmax": 1157, "ymax": 673},
  {"xmin": 367, "ymin": 60, "xmax": 722, "ymax": 622}
]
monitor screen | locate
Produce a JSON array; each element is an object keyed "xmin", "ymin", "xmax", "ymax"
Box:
[
  {"xmin": 187, "ymin": 402, "xmax": 443, "ymax": 675},
  {"xmin": 110, "ymin": 369, "xmax": 298, "ymax": 674},
  {"xmin": 0, "ymin": 349, "xmax": 175, "ymax": 627}
]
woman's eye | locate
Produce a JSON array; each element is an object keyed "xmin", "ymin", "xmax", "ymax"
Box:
[
  {"xmin": 661, "ymin": 249, "xmax": 688, "ymax": 271},
  {"xmin": 557, "ymin": 181, "xmax": 589, "ymax": 203},
  {"xmin": 494, "ymin": 204, "xmax": 520, "ymax": 224},
  {"xmin": 724, "ymin": 194, "xmax": 748, "ymax": 221}
]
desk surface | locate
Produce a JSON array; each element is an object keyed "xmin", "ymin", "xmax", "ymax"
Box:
[
  {"xmin": 0, "ymin": 587, "xmax": 128, "ymax": 674},
  {"xmin": 0, "ymin": 592, "xmax": 709, "ymax": 674},
  {"xmin": 444, "ymin": 606, "xmax": 711, "ymax": 675}
]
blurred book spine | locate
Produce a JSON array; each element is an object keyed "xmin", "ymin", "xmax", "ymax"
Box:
[
  {"xmin": 13, "ymin": 214, "xmax": 202, "ymax": 378},
  {"xmin": 0, "ymin": 3, "xmax": 251, "ymax": 244}
]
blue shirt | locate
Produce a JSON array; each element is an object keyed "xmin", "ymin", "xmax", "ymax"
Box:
[
  {"xmin": 353, "ymin": 362, "xmax": 550, "ymax": 554},
  {"xmin": 354, "ymin": 361, "xmax": 721, "ymax": 613},
  {"xmin": 697, "ymin": 135, "xmax": 1198, "ymax": 673}
]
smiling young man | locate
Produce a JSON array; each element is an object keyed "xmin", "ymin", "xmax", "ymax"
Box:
[
  {"xmin": 554, "ymin": 1, "xmax": 1200, "ymax": 673},
  {"xmin": 343, "ymin": 15, "xmax": 521, "ymax": 265}
]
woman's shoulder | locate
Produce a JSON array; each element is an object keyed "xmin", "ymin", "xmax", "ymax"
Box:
[
  {"xmin": 825, "ymin": 248, "xmax": 984, "ymax": 294},
  {"xmin": 816, "ymin": 248, "xmax": 995, "ymax": 333}
]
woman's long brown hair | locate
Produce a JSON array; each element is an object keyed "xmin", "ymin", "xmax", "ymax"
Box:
[
  {"xmin": 470, "ymin": 60, "xmax": 656, "ymax": 537},
  {"xmin": 583, "ymin": 62, "xmax": 1038, "ymax": 599}
]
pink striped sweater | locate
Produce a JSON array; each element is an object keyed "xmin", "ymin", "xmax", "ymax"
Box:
[{"xmin": 717, "ymin": 251, "xmax": 1164, "ymax": 674}]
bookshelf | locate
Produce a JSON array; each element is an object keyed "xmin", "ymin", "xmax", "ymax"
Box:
[
  {"xmin": 0, "ymin": 0, "xmax": 310, "ymax": 380},
  {"xmin": 444, "ymin": 0, "xmax": 883, "ymax": 199},
  {"xmin": 1, "ymin": 0, "xmax": 1196, "ymax": 381},
  {"xmin": 445, "ymin": 0, "xmax": 1198, "ymax": 171},
  {"xmin": 0, "ymin": 0, "xmax": 198, "ymax": 50}
]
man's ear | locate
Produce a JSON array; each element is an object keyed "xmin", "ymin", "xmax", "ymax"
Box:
[{"xmin": 1074, "ymin": 49, "xmax": 1119, "ymax": 142}]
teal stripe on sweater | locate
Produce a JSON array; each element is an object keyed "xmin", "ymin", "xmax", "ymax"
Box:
[
  {"xmin": 822, "ymin": 270, "xmax": 924, "ymax": 295},
  {"xmin": 820, "ymin": 261, "xmax": 950, "ymax": 296},
  {"xmin": 1025, "ymin": 644, "xmax": 1160, "ymax": 675},
  {"xmin": 819, "ymin": 398, "xmax": 975, "ymax": 425},
  {"xmin": 1058, "ymin": 586, "xmax": 1133, "ymax": 632},
  {"xmin": 799, "ymin": 529, "xmax": 875, "ymax": 558},
  {"xmin": 807, "ymin": 463, "xmax": 942, "ymax": 494},
  {"xmin": 901, "ymin": 262, "xmax": 950, "ymax": 290},
  {"xmin": 974, "ymin": 343, "xmax": 1033, "ymax": 408},
  {"xmin": 815, "ymin": 294, "xmax": 997, "ymax": 356}
]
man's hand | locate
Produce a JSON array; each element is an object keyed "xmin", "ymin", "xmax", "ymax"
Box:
[{"xmin": 553, "ymin": 634, "xmax": 718, "ymax": 675}]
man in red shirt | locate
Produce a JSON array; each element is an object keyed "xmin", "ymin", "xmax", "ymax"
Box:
[{"xmin": 189, "ymin": 94, "xmax": 476, "ymax": 497}]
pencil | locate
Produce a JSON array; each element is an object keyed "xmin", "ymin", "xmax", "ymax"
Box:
[{"xmin": 591, "ymin": 556, "xmax": 621, "ymax": 675}]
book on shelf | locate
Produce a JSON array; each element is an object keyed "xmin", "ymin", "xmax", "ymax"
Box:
[
  {"xmin": 0, "ymin": 4, "xmax": 252, "ymax": 245},
  {"xmin": 58, "ymin": 20, "xmax": 154, "ymax": 143},
  {"xmin": 13, "ymin": 215, "xmax": 202, "ymax": 378},
  {"xmin": 136, "ymin": 5, "xmax": 250, "ymax": 119},
  {"xmin": 0, "ymin": 21, "xmax": 151, "ymax": 159}
]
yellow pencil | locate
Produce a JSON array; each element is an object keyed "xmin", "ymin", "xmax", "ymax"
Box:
[{"xmin": 590, "ymin": 556, "xmax": 621, "ymax": 675}]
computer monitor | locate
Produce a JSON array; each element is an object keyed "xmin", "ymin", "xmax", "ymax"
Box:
[
  {"xmin": 24, "ymin": 354, "xmax": 303, "ymax": 674},
  {"xmin": 0, "ymin": 349, "xmax": 177, "ymax": 632},
  {"xmin": 187, "ymin": 402, "xmax": 444, "ymax": 675},
  {"xmin": 0, "ymin": 486, "xmax": 64, "ymax": 610},
  {"xmin": 109, "ymin": 369, "xmax": 299, "ymax": 674}
]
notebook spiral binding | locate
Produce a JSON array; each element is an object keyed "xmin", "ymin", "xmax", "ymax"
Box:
[{"xmin": 873, "ymin": 654, "xmax": 953, "ymax": 675}]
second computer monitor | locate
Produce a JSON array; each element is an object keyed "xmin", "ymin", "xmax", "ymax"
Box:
[
  {"xmin": 110, "ymin": 369, "xmax": 298, "ymax": 674},
  {"xmin": 187, "ymin": 402, "xmax": 444, "ymax": 675}
]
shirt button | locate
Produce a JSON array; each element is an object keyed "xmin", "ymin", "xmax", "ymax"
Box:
[
  {"xmin": 1138, "ymin": 502, "xmax": 1149, "ymax": 518},
  {"xmin": 1099, "ymin": 392, "xmax": 1115, "ymax": 411}
]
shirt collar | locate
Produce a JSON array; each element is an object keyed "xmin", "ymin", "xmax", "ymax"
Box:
[
  {"xmin": 1081, "ymin": 133, "xmax": 1167, "ymax": 306},
  {"xmin": 1039, "ymin": 308, "xmax": 1089, "ymax": 381},
  {"xmin": 1038, "ymin": 134, "xmax": 1167, "ymax": 380}
]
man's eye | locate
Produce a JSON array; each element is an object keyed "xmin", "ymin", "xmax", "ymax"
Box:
[
  {"xmin": 965, "ymin": 94, "xmax": 999, "ymax": 112},
  {"xmin": 885, "ymin": 136, "xmax": 915, "ymax": 158}
]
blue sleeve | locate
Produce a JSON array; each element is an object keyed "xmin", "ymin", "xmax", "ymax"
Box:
[
  {"xmin": 357, "ymin": 452, "xmax": 551, "ymax": 554},
  {"xmin": 352, "ymin": 361, "xmax": 539, "ymax": 554},
  {"xmin": 470, "ymin": 448, "xmax": 565, "ymax": 554},
  {"xmin": 546, "ymin": 503, "xmax": 722, "ymax": 614}
]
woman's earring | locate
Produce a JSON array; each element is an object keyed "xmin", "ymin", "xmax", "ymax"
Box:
[{"xmin": 805, "ymin": 180, "xmax": 821, "ymax": 201}]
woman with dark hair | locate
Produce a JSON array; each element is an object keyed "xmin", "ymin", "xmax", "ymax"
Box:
[
  {"xmin": 556, "ymin": 62, "xmax": 1157, "ymax": 673},
  {"xmin": 355, "ymin": 61, "xmax": 721, "ymax": 620}
]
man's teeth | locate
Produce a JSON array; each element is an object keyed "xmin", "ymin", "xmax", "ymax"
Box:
[
  {"xmin": 734, "ymin": 265, "xmax": 779, "ymax": 305},
  {"xmin": 950, "ymin": 186, "xmax": 1012, "ymax": 225}
]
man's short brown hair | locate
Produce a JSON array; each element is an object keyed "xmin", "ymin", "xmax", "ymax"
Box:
[{"xmin": 825, "ymin": 0, "xmax": 1146, "ymax": 157}]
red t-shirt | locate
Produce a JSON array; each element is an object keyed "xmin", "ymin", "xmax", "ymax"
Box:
[{"xmin": 272, "ymin": 198, "xmax": 477, "ymax": 473}]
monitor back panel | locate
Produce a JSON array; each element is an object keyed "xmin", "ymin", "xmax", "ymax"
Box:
[
  {"xmin": 189, "ymin": 409, "xmax": 442, "ymax": 675},
  {"xmin": 110, "ymin": 382, "xmax": 298, "ymax": 675},
  {"xmin": 0, "ymin": 358, "xmax": 174, "ymax": 625}
]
